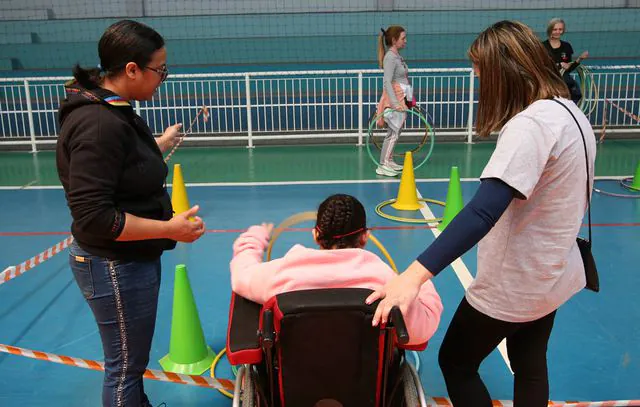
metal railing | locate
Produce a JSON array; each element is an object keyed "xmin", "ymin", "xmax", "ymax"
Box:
[{"xmin": 1, "ymin": 66, "xmax": 638, "ymax": 151}]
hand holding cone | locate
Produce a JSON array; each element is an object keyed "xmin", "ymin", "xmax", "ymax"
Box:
[
  {"xmin": 168, "ymin": 164, "xmax": 205, "ymax": 242},
  {"xmin": 171, "ymin": 164, "xmax": 191, "ymax": 217}
]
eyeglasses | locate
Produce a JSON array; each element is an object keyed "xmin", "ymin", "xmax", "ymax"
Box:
[{"xmin": 146, "ymin": 64, "xmax": 168, "ymax": 82}]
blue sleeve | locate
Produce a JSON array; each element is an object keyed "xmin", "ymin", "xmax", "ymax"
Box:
[{"xmin": 416, "ymin": 178, "xmax": 515, "ymax": 276}]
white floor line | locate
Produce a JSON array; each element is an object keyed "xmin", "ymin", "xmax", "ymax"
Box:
[
  {"xmin": 416, "ymin": 189, "xmax": 514, "ymax": 374},
  {"xmin": 0, "ymin": 175, "xmax": 630, "ymax": 190}
]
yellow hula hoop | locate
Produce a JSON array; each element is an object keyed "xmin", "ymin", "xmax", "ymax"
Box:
[
  {"xmin": 368, "ymin": 233, "xmax": 398, "ymax": 273},
  {"xmin": 210, "ymin": 348, "xmax": 234, "ymax": 399},
  {"xmin": 266, "ymin": 211, "xmax": 318, "ymax": 261},
  {"xmin": 266, "ymin": 212, "xmax": 398, "ymax": 273},
  {"xmin": 375, "ymin": 198, "xmax": 446, "ymax": 224}
]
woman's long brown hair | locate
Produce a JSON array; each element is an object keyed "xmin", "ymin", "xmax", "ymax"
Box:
[{"xmin": 468, "ymin": 20, "xmax": 569, "ymax": 137}]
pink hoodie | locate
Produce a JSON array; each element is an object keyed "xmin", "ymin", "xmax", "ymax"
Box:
[{"xmin": 230, "ymin": 225, "xmax": 443, "ymax": 346}]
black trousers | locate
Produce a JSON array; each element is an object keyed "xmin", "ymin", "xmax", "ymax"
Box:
[
  {"xmin": 564, "ymin": 74, "xmax": 582, "ymax": 104},
  {"xmin": 438, "ymin": 297, "xmax": 557, "ymax": 407}
]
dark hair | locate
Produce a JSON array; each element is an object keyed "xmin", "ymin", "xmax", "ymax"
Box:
[
  {"xmin": 315, "ymin": 194, "xmax": 367, "ymax": 249},
  {"xmin": 72, "ymin": 20, "xmax": 165, "ymax": 90}
]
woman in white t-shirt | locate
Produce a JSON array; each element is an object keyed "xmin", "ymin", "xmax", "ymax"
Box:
[{"xmin": 366, "ymin": 21, "xmax": 596, "ymax": 407}]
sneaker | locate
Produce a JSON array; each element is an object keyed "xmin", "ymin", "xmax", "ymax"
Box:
[
  {"xmin": 387, "ymin": 161, "xmax": 403, "ymax": 171},
  {"xmin": 376, "ymin": 165, "xmax": 399, "ymax": 177}
]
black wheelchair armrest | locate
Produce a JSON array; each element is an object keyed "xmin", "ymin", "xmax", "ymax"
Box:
[
  {"xmin": 390, "ymin": 306, "xmax": 410, "ymax": 345},
  {"xmin": 226, "ymin": 292, "xmax": 264, "ymax": 365}
]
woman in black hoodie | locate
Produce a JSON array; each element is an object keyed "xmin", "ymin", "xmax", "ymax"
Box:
[{"xmin": 56, "ymin": 20, "xmax": 205, "ymax": 407}]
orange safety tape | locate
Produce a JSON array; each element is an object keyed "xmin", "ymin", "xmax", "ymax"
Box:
[
  {"xmin": 0, "ymin": 343, "xmax": 637, "ymax": 403},
  {"xmin": 0, "ymin": 343, "xmax": 235, "ymax": 391},
  {"xmin": 0, "ymin": 236, "xmax": 74, "ymax": 285},
  {"xmin": 605, "ymin": 99, "xmax": 640, "ymax": 123}
]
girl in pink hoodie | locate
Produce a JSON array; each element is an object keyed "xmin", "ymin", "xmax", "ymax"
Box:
[{"xmin": 230, "ymin": 194, "xmax": 443, "ymax": 346}]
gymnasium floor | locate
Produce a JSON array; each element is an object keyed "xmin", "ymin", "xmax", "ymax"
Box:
[{"xmin": 0, "ymin": 141, "xmax": 638, "ymax": 406}]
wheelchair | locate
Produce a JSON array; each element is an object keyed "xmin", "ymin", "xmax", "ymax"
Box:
[{"xmin": 226, "ymin": 288, "xmax": 428, "ymax": 407}]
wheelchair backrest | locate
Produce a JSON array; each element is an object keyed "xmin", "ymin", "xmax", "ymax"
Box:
[{"xmin": 267, "ymin": 288, "xmax": 389, "ymax": 407}]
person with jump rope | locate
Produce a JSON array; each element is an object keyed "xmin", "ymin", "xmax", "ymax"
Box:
[
  {"xmin": 543, "ymin": 18, "xmax": 589, "ymax": 104},
  {"xmin": 375, "ymin": 25, "xmax": 414, "ymax": 177},
  {"xmin": 56, "ymin": 20, "xmax": 205, "ymax": 407}
]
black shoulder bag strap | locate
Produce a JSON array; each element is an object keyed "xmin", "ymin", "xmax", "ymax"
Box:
[{"xmin": 552, "ymin": 98, "xmax": 599, "ymax": 292}]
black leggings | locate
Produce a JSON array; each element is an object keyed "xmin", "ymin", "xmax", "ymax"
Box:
[{"xmin": 438, "ymin": 297, "xmax": 557, "ymax": 407}]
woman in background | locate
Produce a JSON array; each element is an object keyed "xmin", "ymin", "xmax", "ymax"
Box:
[{"xmin": 375, "ymin": 25, "xmax": 413, "ymax": 177}]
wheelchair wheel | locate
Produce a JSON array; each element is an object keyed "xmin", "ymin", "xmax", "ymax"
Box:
[
  {"xmin": 403, "ymin": 362, "xmax": 428, "ymax": 407},
  {"xmin": 241, "ymin": 365, "xmax": 256, "ymax": 407},
  {"xmin": 233, "ymin": 365, "xmax": 257, "ymax": 407},
  {"xmin": 401, "ymin": 364, "xmax": 419, "ymax": 407}
]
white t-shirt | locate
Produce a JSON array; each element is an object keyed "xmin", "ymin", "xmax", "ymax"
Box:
[{"xmin": 466, "ymin": 98, "xmax": 596, "ymax": 323}]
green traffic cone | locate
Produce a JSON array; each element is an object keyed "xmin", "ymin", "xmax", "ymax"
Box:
[
  {"xmin": 630, "ymin": 161, "xmax": 640, "ymax": 191},
  {"xmin": 159, "ymin": 264, "xmax": 215, "ymax": 375},
  {"xmin": 438, "ymin": 166, "xmax": 464, "ymax": 231}
]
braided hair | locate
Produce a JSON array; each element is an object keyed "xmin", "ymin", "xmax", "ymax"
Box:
[{"xmin": 315, "ymin": 194, "xmax": 367, "ymax": 249}]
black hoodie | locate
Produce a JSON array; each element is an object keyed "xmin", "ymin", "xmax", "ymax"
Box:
[{"xmin": 56, "ymin": 82, "xmax": 176, "ymax": 261}]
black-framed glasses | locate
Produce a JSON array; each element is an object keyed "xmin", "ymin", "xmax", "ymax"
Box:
[{"xmin": 146, "ymin": 64, "xmax": 168, "ymax": 82}]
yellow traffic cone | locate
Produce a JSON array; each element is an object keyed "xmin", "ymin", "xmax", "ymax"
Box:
[
  {"xmin": 171, "ymin": 164, "xmax": 190, "ymax": 217},
  {"xmin": 391, "ymin": 152, "xmax": 423, "ymax": 211}
]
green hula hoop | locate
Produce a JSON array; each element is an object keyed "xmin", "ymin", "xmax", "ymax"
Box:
[
  {"xmin": 368, "ymin": 106, "xmax": 433, "ymax": 156},
  {"xmin": 366, "ymin": 107, "xmax": 435, "ymax": 171}
]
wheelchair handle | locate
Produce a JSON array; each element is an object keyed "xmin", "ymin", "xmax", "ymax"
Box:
[
  {"xmin": 262, "ymin": 309, "xmax": 275, "ymax": 349},
  {"xmin": 390, "ymin": 306, "xmax": 410, "ymax": 345}
]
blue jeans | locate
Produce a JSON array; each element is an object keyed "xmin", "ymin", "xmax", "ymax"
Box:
[{"xmin": 69, "ymin": 240, "xmax": 162, "ymax": 407}]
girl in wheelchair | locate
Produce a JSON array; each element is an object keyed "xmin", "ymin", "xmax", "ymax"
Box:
[{"xmin": 230, "ymin": 193, "xmax": 443, "ymax": 345}]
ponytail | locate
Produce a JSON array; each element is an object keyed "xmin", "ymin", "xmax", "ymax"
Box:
[
  {"xmin": 378, "ymin": 26, "xmax": 405, "ymax": 68},
  {"xmin": 72, "ymin": 64, "xmax": 102, "ymax": 90},
  {"xmin": 377, "ymin": 28, "xmax": 386, "ymax": 68},
  {"xmin": 71, "ymin": 20, "xmax": 165, "ymax": 90}
]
